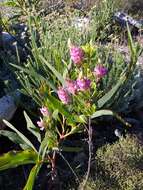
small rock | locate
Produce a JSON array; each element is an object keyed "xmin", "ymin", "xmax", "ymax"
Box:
[
  {"xmin": 114, "ymin": 129, "xmax": 123, "ymax": 138},
  {"xmin": 72, "ymin": 17, "xmax": 90, "ymax": 32},
  {"xmin": 0, "ymin": 95, "xmax": 17, "ymax": 129},
  {"xmin": 114, "ymin": 12, "xmax": 143, "ymax": 29},
  {"xmin": 2, "ymin": 31, "xmax": 28, "ymax": 61}
]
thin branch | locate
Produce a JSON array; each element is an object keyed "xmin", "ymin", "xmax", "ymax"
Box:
[
  {"xmin": 58, "ymin": 151, "xmax": 80, "ymax": 183},
  {"xmin": 81, "ymin": 117, "xmax": 92, "ymax": 190}
]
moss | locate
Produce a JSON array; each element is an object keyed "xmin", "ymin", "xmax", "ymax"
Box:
[{"xmin": 86, "ymin": 135, "xmax": 143, "ymax": 190}]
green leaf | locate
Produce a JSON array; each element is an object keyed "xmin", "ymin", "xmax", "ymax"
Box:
[
  {"xmin": 23, "ymin": 163, "xmax": 41, "ymax": 190},
  {"xmin": 97, "ymin": 76, "xmax": 125, "ymax": 108},
  {"xmin": 39, "ymin": 56, "xmax": 66, "ymax": 86},
  {"xmin": 45, "ymin": 94, "xmax": 74, "ymax": 123},
  {"xmin": 38, "ymin": 130, "xmax": 58, "ymax": 159},
  {"xmin": 60, "ymin": 146, "xmax": 83, "ymax": 152},
  {"xmin": 73, "ymin": 115, "xmax": 86, "ymax": 124},
  {"xmin": 0, "ymin": 130, "xmax": 29, "ymax": 150},
  {"xmin": 24, "ymin": 111, "xmax": 41, "ymax": 143},
  {"xmin": 10, "ymin": 63, "xmax": 56, "ymax": 92},
  {"xmin": 3, "ymin": 120, "xmax": 37, "ymax": 152},
  {"xmin": 52, "ymin": 109, "xmax": 59, "ymax": 120},
  {"xmin": 46, "ymin": 95, "xmax": 86, "ymax": 125},
  {"xmin": 91, "ymin": 110, "xmax": 131, "ymax": 127},
  {"xmin": 0, "ymin": 150, "xmax": 38, "ymax": 171},
  {"xmin": 38, "ymin": 131, "xmax": 49, "ymax": 159},
  {"xmin": 127, "ymin": 23, "xmax": 136, "ymax": 57},
  {"xmin": 91, "ymin": 109, "xmax": 114, "ymax": 119}
]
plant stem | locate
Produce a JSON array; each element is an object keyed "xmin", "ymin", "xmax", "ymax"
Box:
[
  {"xmin": 51, "ymin": 150, "xmax": 57, "ymax": 181},
  {"xmin": 82, "ymin": 117, "xmax": 92, "ymax": 190}
]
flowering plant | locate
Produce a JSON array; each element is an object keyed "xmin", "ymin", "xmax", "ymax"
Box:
[{"xmin": 0, "ymin": 21, "xmax": 141, "ymax": 189}]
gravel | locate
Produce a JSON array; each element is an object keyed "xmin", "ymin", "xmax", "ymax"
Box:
[{"xmin": 0, "ymin": 0, "xmax": 15, "ymax": 18}]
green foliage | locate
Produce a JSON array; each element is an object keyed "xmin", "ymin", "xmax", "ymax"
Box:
[
  {"xmin": 0, "ymin": 113, "xmax": 46, "ymax": 189},
  {"xmin": 3, "ymin": 120, "xmax": 37, "ymax": 152},
  {"xmin": 24, "ymin": 111, "xmax": 41, "ymax": 143},
  {"xmin": 12, "ymin": 12, "xmax": 141, "ymax": 113},
  {"xmin": 1, "ymin": 1, "xmax": 143, "ymax": 190},
  {"xmin": 23, "ymin": 163, "xmax": 42, "ymax": 190},
  {"xmin": 86, "ymin": 135, "xmax": 143, "ymax": 190},
  {"xmin": 0, "ymin": 130, "xmax": 32, "ymax": 150},
  {"xmin": 0, "ymin": 150, "xmax": 38, "ymax": 171}
]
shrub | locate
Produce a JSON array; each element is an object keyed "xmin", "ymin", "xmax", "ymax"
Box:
[{"xmin": 86, "ymin": 135, "xmax": 143, "ymax": 190}]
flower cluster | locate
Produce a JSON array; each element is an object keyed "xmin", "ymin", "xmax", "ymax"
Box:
[
  {"xmin": 37, "ymin": 107, "xmax": 50, "ymax": 130},
  {"xmin": 94, "ymin": 65, "xmax": 108, "ymax": 81},
  {"xmin": 76, "ymin": 77, "xmax": 91, "ymax": 91},
  {"xmin": 70, "ymin": 46, "xmax": 84, "ymax": 65},
  {"xmin": 57, "ymin": 77, "xmax": 91, "ymax": 104},
  {"xmin": 57, "ymin": 87, "xmax": 71, "ymax": 104},
  {"xmin": 57, "ymin": 44, "xmax": 108, "ymax": 104}
]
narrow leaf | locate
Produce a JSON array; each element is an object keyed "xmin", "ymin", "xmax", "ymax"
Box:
[
  {"xmin": 23, "ymin": 163, "xmax": 41, "ymax": 190},
  {"xmin": 60, "ymin": 146, "xmax": 83, "ymax": 152},
  {"xmin": 127, "ymin": 23, "xmax": 136, "ymax": 57},
  {"xmin": 24, "ymin": 111, "xmax": 41, "ymax": 143},
  {"xmin": 97, "ymin": 76, "xmax": 125, "ymax": 108},
  {"xmin": 0, "ymin": 150, "xmax": 38, "ymax": 171},
  {"xmin": 39, "ymin": 56, "xmax": 66, "ymax": 86},
  {"xmin": 10, "ymin": 63, "xmax": 56, "ymax": 91},
  {"xmin": 46, "ymin": 94, "xmax": 75, "ymax": 124},
  {"xmin": 0, "ymin": 130, "xmax": 29, "ymax": 150},
  {"xmin": 91, "ymin": 110, "xmax": 114, "ymax": 119},
  {"xmin": 3, "ymin": 120, "xmax": 37, "ymax": 152},
  {"xmin": 91, "ymin": 110, "xmax": 131, "ymax": 127}
]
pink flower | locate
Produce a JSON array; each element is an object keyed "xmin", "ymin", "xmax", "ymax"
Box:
[
  {"xmin": 70, "ymin": 46, "xmax": 84, "ymax": 65},
  {"xmin": 76, "ymin": 77, "xmax": 91, "ymax": 91},
  {"xmin": 40, "ymin": 107, "xmax": 49, "ymax": 117},
  {"xmin": 66, "ymin": 79, "xmax": 78, "ymax": 95},
  {"xmin": 37, "ymin": 118, "xmax": 45, "ymax": 131},
  {"xmin": 94, "ymin": 65, "xmax": 108, "ymax": 79},
  {"xmin": 57, "ymin": 87, "xmax": 71, "ymax": 104}
]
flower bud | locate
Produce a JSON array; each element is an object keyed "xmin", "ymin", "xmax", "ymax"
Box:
[
  {"xmin": 40, "ymin": 107, "xmax": 50, "ymax": 117},
  {"xmin": 70, "ymin": 46, "xmax": 84, "ymax": 65},
  {"xmin": 76, "ymin": 77, "xmax": 91, "ymax": 91},
  {"xmin": 66, "ymin": 79, "xmax": 78, "ymax": 95},
  {"xmin": 94, "ymin": 65, "xmax": 108, "ymax": 80},
  {"xmin": 57, "ymin": 87, "xmax": 71, "ymax": 104},
  {"xmin": 37, "ymin": 118, "xmax": 45, "ymax": 131}
]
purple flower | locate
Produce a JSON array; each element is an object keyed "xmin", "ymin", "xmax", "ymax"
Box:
[
  {"xmin": 57, "ymin": 87, "xmax": 71, "ymax": 104},
  {"xmin": 76, "ymin": 77, "xmax": 91, "ymax": 91},
  {"xmin": 70, "ymin": 46, "xmax": 84, "ymax": 65},
  {"xmin": 40, "ymin": 107, "xmax": 50, "ymax": 117},
  {"xmin": 66, "ymin": 79, "xmax": 78, "ymax": 95},
  {"xmin": 37, "ymin": 118, "xmax": 45, "ymax": 131},
  {"xmin": 94, "ymin": 65, "xmax": 108, "ymax": 79}
]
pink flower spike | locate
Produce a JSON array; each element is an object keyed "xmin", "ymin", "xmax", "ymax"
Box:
[
  {"xmin": 70, "ymin": 46, "xmax": 84, "ymax": 65},
  {"xmin": 94, "ymin": 65, "xmax": 108, "ymax": 79},
  {"xmin": 40, "ymin": 107, "xmax": 49, "ymax": 117},
  {"xmin": 66, "ymin": 79, "xmax": 78, "ymax": 95},
  {"xmin": 76, "ymin": 77, "xmax": 91, "ymax": 91},
  {"xmin": 37, "ymin": 118, "xmax": 45, "ymax": 131},
  {"xmin": 57, "ymin": 87, "xmax": 71, "ymax": 104}
]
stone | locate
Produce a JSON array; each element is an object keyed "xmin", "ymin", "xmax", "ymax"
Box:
[
  {"xmin": 114, "ymin": 12, "xmax": 143, "ymax": 29},
  {"xmin": 1, "ymin": 31, "xmax": 28, "ymax": 61},
  {"xmin": 72, "ymin": 17, "xmax": 90, "ymax": 31},
  {"xmin": 0, "ymin": 95, "xmax": 17, "ymax": 129}
]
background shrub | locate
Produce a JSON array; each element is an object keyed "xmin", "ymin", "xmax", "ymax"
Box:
[{"xmin": 87, "ymin": 135, "xmax": 143, "ymax": 190}]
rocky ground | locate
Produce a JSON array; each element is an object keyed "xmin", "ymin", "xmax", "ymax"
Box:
[{"xmin": 0, "ymin": 0, "xmax": 14, "ymax": 18}]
